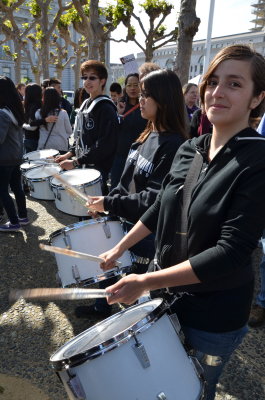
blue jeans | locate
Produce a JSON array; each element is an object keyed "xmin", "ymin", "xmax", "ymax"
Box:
[
  {"xmin": 0, "ymin": 165, "xmax": 27, "ymax": 224},
  {"xmin": 257, "ymin": 234, "xmax": 265, "ymax": 307},
  {"xmin": 182, "ymin": 325, "xmax": 248, "ymax": 400}
]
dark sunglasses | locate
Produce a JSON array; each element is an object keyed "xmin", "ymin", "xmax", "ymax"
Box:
[{"xmin": 80, "ymin": 76, "xmax": 99, "ymax": 81}]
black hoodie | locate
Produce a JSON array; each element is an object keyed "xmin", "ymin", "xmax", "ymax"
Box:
[{"xmin": 141, "ymin": 127, "xmax": 265, "ymax": 332}]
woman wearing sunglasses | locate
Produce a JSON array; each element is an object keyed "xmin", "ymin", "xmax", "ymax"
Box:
[
  {"xmin": 55, "ymin": 60, "xmax": 119, "ymax": 194},
  {"xmin": 75, "ymin": 69, "xmax": 189, "ymax": 318}
]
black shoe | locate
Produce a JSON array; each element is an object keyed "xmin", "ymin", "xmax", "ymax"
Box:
[{"xmin": 75, "ymin": 304, "xmax": 111, "ymax": 319}]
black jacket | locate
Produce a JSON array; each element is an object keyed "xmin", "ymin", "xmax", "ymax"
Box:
[
  {"xmin": 104, "ymin": 131, "xmax": 184, "ymax": 223},
  {"xmin": 70, "ymin": 96, "xmax": 119, "ymax": 175},
  {"xmin": 141, "ymin": 128, "xmax": 265, "ymax": 332}
]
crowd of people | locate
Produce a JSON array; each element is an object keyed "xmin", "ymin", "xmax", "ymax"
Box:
[{"xmin": 0, "ymin": 44, "xmax": 265, "ymax": 400}]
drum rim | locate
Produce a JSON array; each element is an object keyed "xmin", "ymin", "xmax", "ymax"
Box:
[
  {"xmin": 50, "ymin": 169, "xmax": 102, "ymax": 189},
  {"xmin": 25, "ymin": 166, "xmax": 61, "ymax": 182},
  {"xmin": 63, "ymin": 265, "xmax": 133, "ymax": 288},
  {"xmin": 50, "ymin": 298, "xmax": 166, "ymax": 370},
  {"xmin": 23, "ymin": 149, "xmax": 59, "ymax": 160},
  {"xmin": 48, "ymin": 217, "xmax": 122, "ymax": 242}
]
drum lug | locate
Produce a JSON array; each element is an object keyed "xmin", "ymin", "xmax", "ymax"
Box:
[
  {"xmin": 65, "ymin": 367, "xmax": 86, "ymax": 400},
  {"xmin": 63, "ymin": 233, "xmax": 72, "ymax": 249},
  {"xmin": 72, "ymin": 265, "xmax": 81, "ymax": 283},
  {"xmin": 29, "ymin": 181, "xmax": 34, "ymax": 192},
  {"xmin": 102, "ymin": 221, "xmax": 111, "ymax": 238},
  {"xmin": 168, "ymin": 313, "xmax": 181, "ymax": 334},
  {"xmin": 157, "ymin": 393, "xmax": 167, "ymax": 400},
  {"xmin": 57, "ymin": 188, "xmax": 61, "ymax": 201},
  {"xmin": 130, "ymin": 330, "xmax": 150, "ymax": 369}
]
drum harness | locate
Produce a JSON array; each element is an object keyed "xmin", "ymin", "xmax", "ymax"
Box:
[{"xmin": 74, "ymin": 97, "xmax": 116, "ymax": 166}]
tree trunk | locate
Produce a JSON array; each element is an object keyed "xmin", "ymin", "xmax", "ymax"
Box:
[
  {"xmin": 174, "ymin": 0, "xmax": 200, "ymax": 86},
  {"xmin": 13, "ymin": 42, "xmax": 22, "ymax": 84},
  {"xmin": 88, "ymin": 0, "xmax": 100, "ymax": 60}
]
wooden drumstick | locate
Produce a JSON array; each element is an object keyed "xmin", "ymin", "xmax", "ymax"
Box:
[
  {"xmin": 39, "ymin": 243, "xmax": 122, "ymax": 266},
  {"xmin": 47, "ymin": 169, "xmax": 92, "ymax": 206},
  {"xmin": 9, "ymin": 288, "xmax": 111, "ymax": 303},
  {"xmin": 46, "ymin": 168, "xmax": 109, "ymax": 215}
]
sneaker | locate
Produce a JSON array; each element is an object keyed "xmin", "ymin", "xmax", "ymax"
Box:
[
  {"xmin": 75, "ymin": 304, "xmax": 111, "ymax": 319},
  {"xmin": 248, "ymin": 304, "xmax": 265, "ymax": 328},
  {"xmin": 0, "ymin": 222, "xmax": 21, "ymax": 232},
  {"xmin": 18, "ymin": 217, "xmax": 30, "ymax": 226}
]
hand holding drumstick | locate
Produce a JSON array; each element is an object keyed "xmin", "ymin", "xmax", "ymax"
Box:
[{"xmin": 86, "ymin": 196, "xmax": 105, "ymax": 218}]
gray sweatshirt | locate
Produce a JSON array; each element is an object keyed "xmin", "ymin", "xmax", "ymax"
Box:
[
  {"xmin": 0, "ymin": 108, "xmax": 24, "ymax": 166},
  {"xmin": 36, "ymin": 109, "xmax": 72, "ymax": 152}
]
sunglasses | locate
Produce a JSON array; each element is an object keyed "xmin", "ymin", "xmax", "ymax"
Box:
[{"xmin": 80, "ymin": 76, "xmax": 99, "ymax": 81}]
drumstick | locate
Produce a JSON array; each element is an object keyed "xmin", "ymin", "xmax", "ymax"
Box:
[
  {"xmin": 46, "ymin": 168, "xmax": 109, "ymax": 215},
  {"xmin": 9, "ymin": 288, "xmax": 111, "ymax": 303},
  {"xmin": 46, "ymin": 168, "xmax": 92, "ymax": 207},
  {"xmin": 39, "ymin": 243, "xmax": 122, "ymax": 266}
]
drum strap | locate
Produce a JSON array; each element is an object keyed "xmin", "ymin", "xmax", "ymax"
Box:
[{"xmin": 42, "ymin": 108, "xmax": 61, "ymax": 149}]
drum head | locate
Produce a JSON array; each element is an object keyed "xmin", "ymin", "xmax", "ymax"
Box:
[
  {"xmin": 25, "ymin": 165, "xmax": 61, "ymax": 179},
  {"xmin": 20, "ymin": 161, "xmax": 39, "ymax": 171},
  {"xmin": 50, "ymin": 299, "xmax": 164, "ymax": 364},
  {"xmin": 23, "ymin": 149, "xmax": 58, "ymax": 161},
  {"xmin": 51, "ymin": 169, "xmax": 101, "ymax": 187}
]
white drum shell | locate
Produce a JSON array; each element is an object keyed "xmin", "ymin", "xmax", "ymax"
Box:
[
  {"xmin": 49, "ymin": 218, "xmax": 132, "ymax": 287},
  {"xmin": 50, "ymin": 169, "xmax": 102, "ymax": 217},
  {"xmin": 51, "ymin": 301, "xmax": 202, "ymax": 400},
  {"xmin": 25, "ymin": 165, "xmax": 61, "ymax": 200},
  {"xmin": 23, "ymin": 149, "xmax": 59, "ymax": 161}
]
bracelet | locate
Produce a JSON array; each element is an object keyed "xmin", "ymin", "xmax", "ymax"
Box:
[{"xmin": 72, "ymin": 159, "xmax": 79, "ymax": 168}]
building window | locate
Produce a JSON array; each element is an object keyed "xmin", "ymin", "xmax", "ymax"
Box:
[
  {"xmin": 190, "ymin": 65, "xmax": 193, "ymax": 72},
  {"xmin": 2, "ymin": 67, "xmax": 11, "ymax": 77},
  {"xmin": 195, "ymin": 65, "xmax": 197, "ymax": 72},
  {"xmin": 200, "ymin": 64, "xmax": 203, "ymax": 74}
]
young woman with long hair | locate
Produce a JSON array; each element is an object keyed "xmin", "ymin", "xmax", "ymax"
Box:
[
  {"xmin": 110, "ymin": 73, "xmax": 147, "ymax": 188},
  {"xmin": 0, "ymin": 76, "xmax": 28, "ymax": 232},
  {"xmin": 100, "ymin": 45, "xmax": 265, "ymax": 400},
  {"xmin": 75, "ymin": 69, "xmax": 189, "ymax": 318},
  {"xmin": 36, "ymin": 87, "xmax": 72, "ymax": 154}
]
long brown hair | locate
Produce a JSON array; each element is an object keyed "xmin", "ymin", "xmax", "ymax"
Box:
[
  {"xmin": 200, "ymin": 45, "xmax": 265, "ymax": 118},
  {"xmin": 137, "ymin": 69, "xmax": 189, "ymax": 143}
]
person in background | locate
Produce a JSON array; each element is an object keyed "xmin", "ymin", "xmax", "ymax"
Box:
[
  {"xmin": 190, "ymin": 104, "xmax": 212, "ymax": 137},
  {"xmin": 109, "ymin": 82, "xmax": 122, "ymax": 105},
  {"xmin": 55, "ymin": 60, "xmax": 119, "ymax": 194},
  {"xmin": 16, "ymin": 83, "xmax": 26, "ymax": 103},
  {"xmin": 110, "ymin": 73, "xmax": 147, "ymax": 189},
  {"xmin": 41, "ymin": 79, "xmax": 50, "ymax": 93},
  {"xmin": 138, "ymin": 62, "xmax": 160, "ymax": 80},
  {"xmin": 36, "ymin": 87, "xmax": 72, "ymax": 154},
  {"xmin": 48, "ymin": 78, "xmax": 72, "ymax": 118},
  {"xmin": 70, "ymin": 87, "xmax": 90, "ymax": 126},
  {"xmin": 100, "ymin": 45, "xmax": 265, "ymax": 400},
  {"xmin": 0, "ymin": 76, "xmax": 29, "ymax": 232},
  {"xmin": 248, "ymin": 114, "xmax": 265, "ymax": 328},
  {"xmin": 22, "ymin": 83, "xmax": 43, "ymax": 153},
  {"xmin": 75, "ymin": 69, "xmax": 189, "ymax": 319},
  {"xmin": 183, "ymin": 83, "xmax": 199, "ymax": 121}
]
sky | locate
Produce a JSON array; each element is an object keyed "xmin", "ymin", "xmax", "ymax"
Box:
[{"xmin": 109, "ymin": 0, "xmax": 254, "ymax": 63}]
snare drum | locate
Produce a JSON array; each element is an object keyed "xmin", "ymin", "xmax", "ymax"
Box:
[
  {"xmin": 25, "ymin": 165, "xmax": 61, "ymax": 200},
  {"xmin": 50, "ymin": 298, "xmax": 203, "ymax": 400},
  {"xmin": 23, "ymin": 149, "xmax": 59, "ymax": 161},
  {"xmin": 20, "ymin": 161, "xmax": 40, "ymax": 187},
  {"xmin": 50, "ymin": 168, "xmax": 102, "ymax": 216},
  {"xmin": 49, "ymin": 217, "xmax": 132, "ymax": 287}
]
